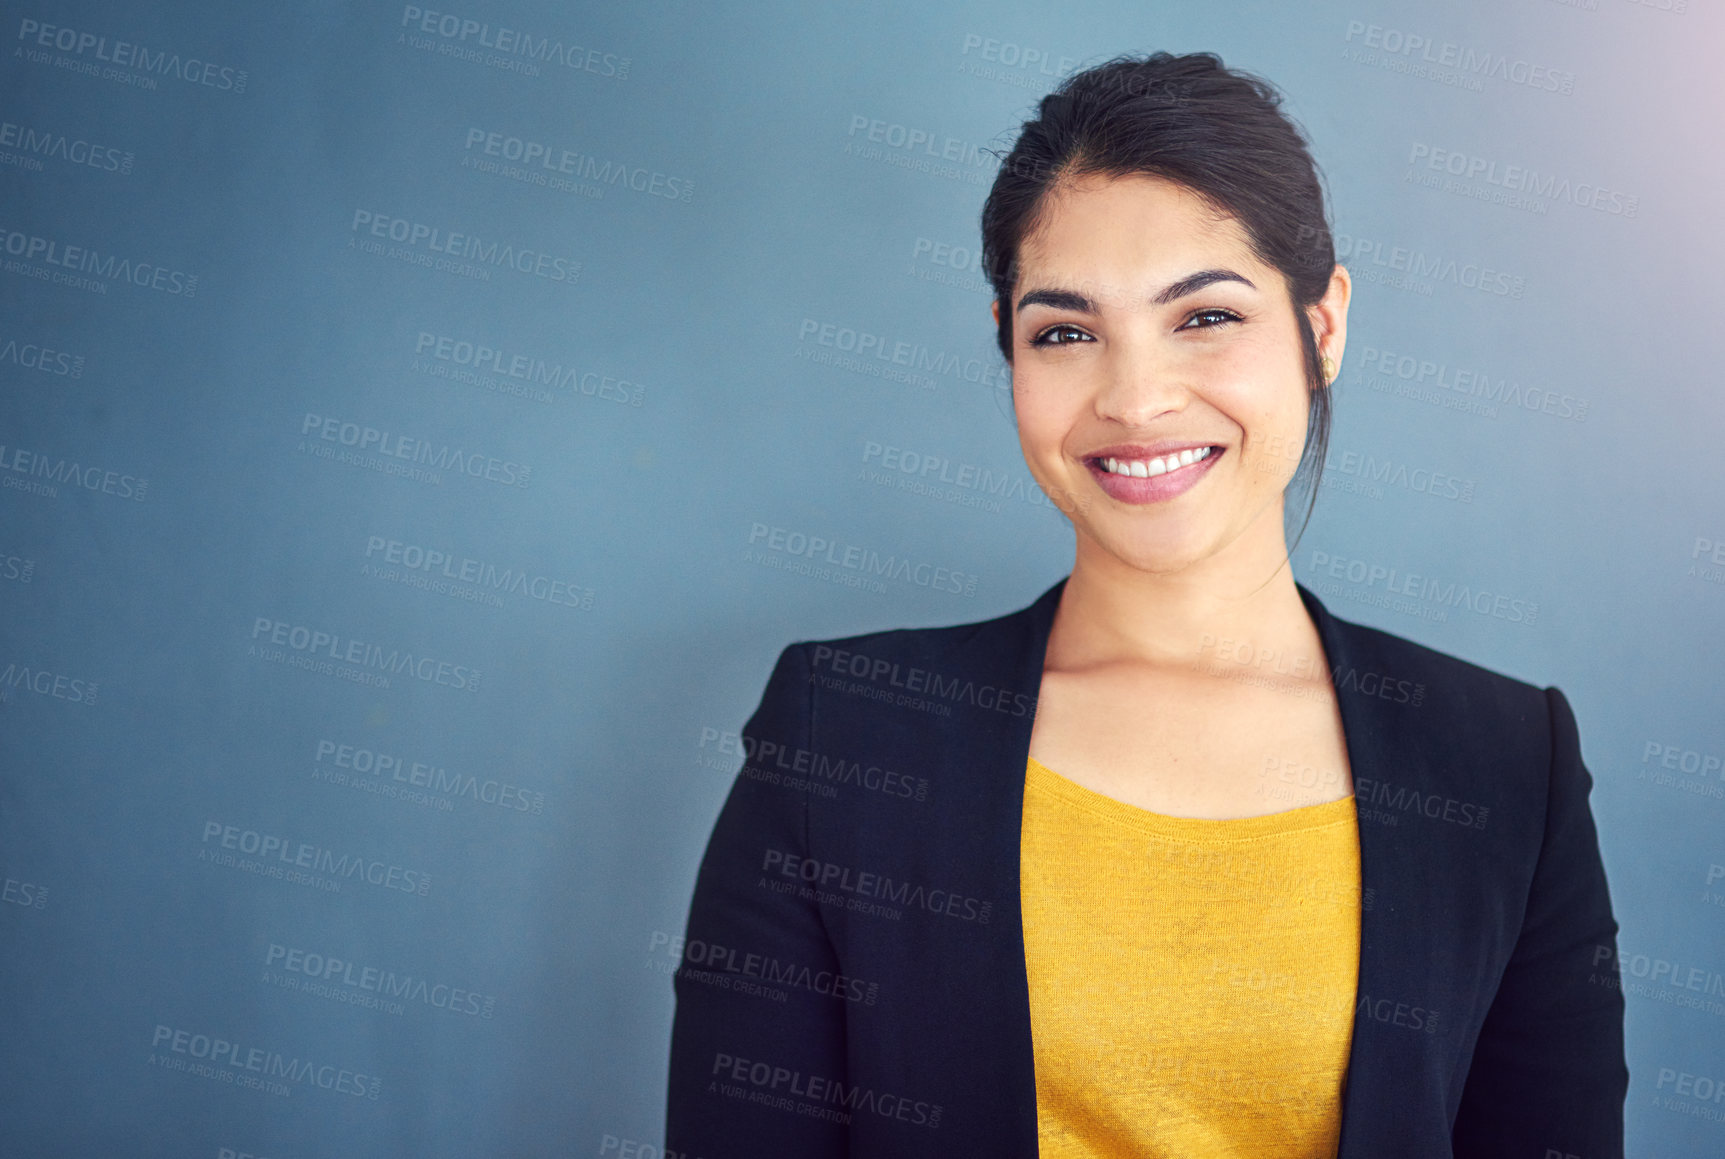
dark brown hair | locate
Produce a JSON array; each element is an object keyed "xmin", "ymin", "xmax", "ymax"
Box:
[{"xmin": 981, "ymin": 51, "xmax": 1337, "ymax": 542}]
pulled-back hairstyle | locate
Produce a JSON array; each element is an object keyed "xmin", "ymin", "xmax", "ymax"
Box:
[{"xmin": 981, "ymin": 51, "xmax": 1337, "ymax": 545}]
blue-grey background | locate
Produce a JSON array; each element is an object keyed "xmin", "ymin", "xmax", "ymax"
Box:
[{"xmin": 3, "ymin": 0, "xmax": 1723, "ymax": 1155}]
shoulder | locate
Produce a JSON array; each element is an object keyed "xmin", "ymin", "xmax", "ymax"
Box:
[
  {"xmin": 754, "ymin": 587, "xmax": 1054, "ymax": 735},
  {"xmin": 1306, "ymin": 586, "xmax": 1556, "ymax": 729},
  {"xmin": 1300, "ymin": 586, "xmax": 1578, "ymax": 840},
  {"xmin": 1306, "ymin": 591, "xmax": 1587, "ymax": 878}
]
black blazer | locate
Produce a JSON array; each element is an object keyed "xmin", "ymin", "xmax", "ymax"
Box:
[{"xmin": 667, "ymin": 578, "xmax": 1627, "ymax": 1157}]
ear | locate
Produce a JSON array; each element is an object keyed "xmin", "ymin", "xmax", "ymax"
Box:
[
  {"xmin": 1308, "ymin": 264, "xmax": 1352, "ymax": 367},
  {"xmin": 991, "ymin": 299, "xmax": 1001, "ymax": 327}
]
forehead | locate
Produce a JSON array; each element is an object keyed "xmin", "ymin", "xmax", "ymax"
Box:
[{"xmin": 1015, "ymin": 172, "xmax": 1263, "ymax": 296}]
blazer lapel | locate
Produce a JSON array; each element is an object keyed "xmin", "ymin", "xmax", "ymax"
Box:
[
  {"xmin": 872, "ymin": 577, "xmax": 1062, "ymax": 1155},
  {"xmin": 1300, "ymin": 583, "xmax": 1456, "ymax": 1157}
]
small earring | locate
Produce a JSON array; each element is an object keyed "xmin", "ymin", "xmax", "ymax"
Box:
[{"xmin": 1319, "ymin": 355, "xmax": 1336, "ymax": 385}]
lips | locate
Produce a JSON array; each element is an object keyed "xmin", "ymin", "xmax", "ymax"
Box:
[{"xmin": 1082, "ymin": 443, "xmax": 1225, "ymax": 504}]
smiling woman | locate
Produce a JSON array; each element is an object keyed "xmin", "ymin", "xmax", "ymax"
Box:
[
  {"xmin": 668, "ymin": 52, "xmax": 1626, "ymax": 1159},
  {"xmin": 1004, "ymin": 173, "xmax": 1343, "ymax": 585}
]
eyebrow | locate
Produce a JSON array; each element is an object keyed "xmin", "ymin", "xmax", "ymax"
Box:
[{"xmin": 1015, "ymin": 268, "xmax": 1257, "ymax": 314}]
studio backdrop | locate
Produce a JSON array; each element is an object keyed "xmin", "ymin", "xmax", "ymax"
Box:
[{"xmin": 3, "ymin": 0, "xmax": 1723, "ymax": 1155}]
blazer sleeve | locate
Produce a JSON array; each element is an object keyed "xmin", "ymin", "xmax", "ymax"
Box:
[
  {"xmin": 1451, "ymin": 685, "xmax": 1629, "ymax": 1158},
  {"xmin": 665, "ymin": 642, "xmax": 850, "ymax": 1159}
]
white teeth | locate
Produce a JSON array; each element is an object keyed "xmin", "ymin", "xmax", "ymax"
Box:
[{"xmin": 1102, "ymin": 446, "xmax": 1213, "ymax": 478}]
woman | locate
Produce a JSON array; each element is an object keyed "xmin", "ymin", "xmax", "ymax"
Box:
[{"xmin": 667, "ymin": 52, "xmax": 1626, "ymax": 1158}]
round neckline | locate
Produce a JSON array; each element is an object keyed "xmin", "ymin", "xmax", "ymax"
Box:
[{"xmin": 1025, "ymin": 756, "xmax": 1356, "ymax": 844}]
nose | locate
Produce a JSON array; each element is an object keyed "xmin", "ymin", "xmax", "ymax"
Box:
[{"xmin": 1091, "ymin": 333, "xmax": 1191, "ymax": 427}]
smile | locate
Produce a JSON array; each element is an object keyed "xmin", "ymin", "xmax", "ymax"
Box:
[{"xmin": 1097, "ymin": 446, "xmax": 1217, "ymax": 478}]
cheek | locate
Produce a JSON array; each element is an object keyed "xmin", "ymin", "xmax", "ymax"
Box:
[
  {"xmin": 1202, "ymin": 355, "xmax": 1311, "ymax": 481},
  {"xmin": 1010, "ymin": 374, "xmax": 1075, "ymax": 458},
  {"xmin": 1237, "ymin": 391, "xmax": 1312, "ymax": 484}
]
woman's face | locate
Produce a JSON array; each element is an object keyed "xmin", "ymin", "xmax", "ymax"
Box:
[{"xmin": 1004, "ymin": 172, "xmax": 1348, "ymax": 578}]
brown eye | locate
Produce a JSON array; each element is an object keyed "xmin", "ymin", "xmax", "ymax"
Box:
[
  {"xmin": 1031, "ymin": 324, "xmax": 1093, "ymax": 347},
  {"xmin": 1180, "ymin": 308, "xmax": 1242, "ymax": 330}
]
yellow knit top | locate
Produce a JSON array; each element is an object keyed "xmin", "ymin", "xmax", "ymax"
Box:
[{"xmin": 1021, "ymin": 756, "xmax": 1362, "ymax": 1158}]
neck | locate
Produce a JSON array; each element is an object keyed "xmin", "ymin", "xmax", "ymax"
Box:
[{"xmin": 1047, "ymin": 505, "xmax": 1320, "ymax": 674}]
